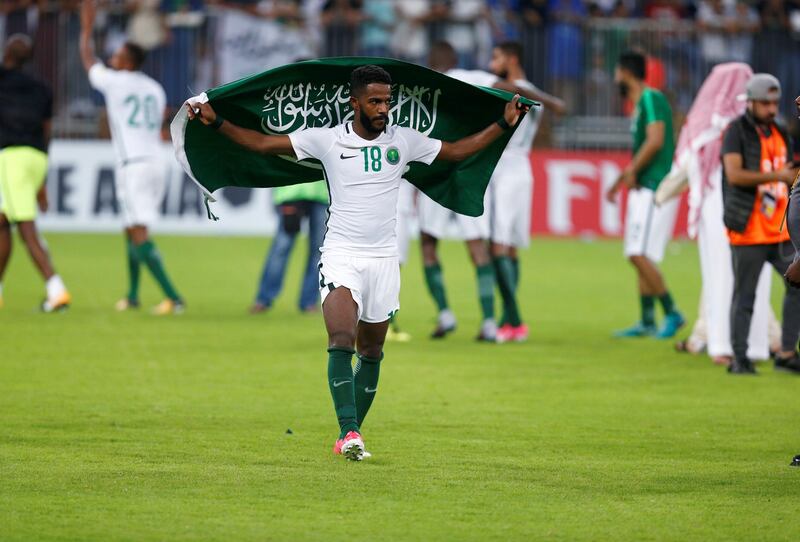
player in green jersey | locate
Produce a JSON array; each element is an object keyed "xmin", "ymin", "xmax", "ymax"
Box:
[{"xmin": 606, "ymin": 51, "xmax": 685, "ymax": 339}]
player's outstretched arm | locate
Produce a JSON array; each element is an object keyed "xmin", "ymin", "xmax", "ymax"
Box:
[
  {"xmin": 79, "ymin": 0, "xmax": 99, "ymax": 72},
  {"xmin": 186, "ymin": 102, "xmax": 295, "ymax": 156},
  {"xmin": 437, "ymin": 94, "xmax": 527, "ymax": 162},
  {"xmin": 493, "ymin": 81, "xmax": 566, "ymax": 115}
]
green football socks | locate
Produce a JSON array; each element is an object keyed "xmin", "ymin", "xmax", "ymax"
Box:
[
  {"xmin": 494, "ymin": 256, "xmax": 521, "ymax": 326},
  {"xmin": 354, "ymin": 352, "xmax": 382, "ymax": 427},
  {"xmin": 134, "ymin": 240, "xmax": 181, "ymax": 302},
  {"xmin": 423, "ymin": 263, "xmax": 449, "ymax": 311},
  {"xmin": 476, "ymin": 263, "xmax": 495, "ymax": 320},
  {"xmin": 641, "ymin": 295, "xmax": 656, "ymax": 326},
  {"xmin": 327, "ymin": 347, "xmax": 359, "ymax": 438},
  {"xmin": 126, "ymin": 238, "xmax": 141, "ymax": 302},
  {"xmin": 658, "ymin": 291, "xmax": 677, "ymax": 316}
]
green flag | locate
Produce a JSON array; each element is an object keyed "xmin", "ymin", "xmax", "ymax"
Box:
[{"xmin": 171, "ymin": 57, "xmax": 535, "ymax": 217}]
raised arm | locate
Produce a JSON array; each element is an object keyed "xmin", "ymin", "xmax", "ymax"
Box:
[
  {"xmin": 80, "ymin": 0, "xmax": 99, "ymax": 72},
  {"xmin": 186, "ymin": 102, "xmax": 296, "ymax": 156},
  {"xmin": 437, "ymin": 95, "xmax": 526, "ymax": 162},
  {"xmin": 493, "ymin": 80, "xmax": 566, "ymax": 115}
]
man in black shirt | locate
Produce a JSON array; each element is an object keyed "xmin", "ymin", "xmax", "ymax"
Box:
[{"xmin": 0, "ymin": 34, "xmax": 71, "ymax": 312}]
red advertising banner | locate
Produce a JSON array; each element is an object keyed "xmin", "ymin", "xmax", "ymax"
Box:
[{"xmin": 529, "ymin": 150, "xmax": 689, "ymax": 238}]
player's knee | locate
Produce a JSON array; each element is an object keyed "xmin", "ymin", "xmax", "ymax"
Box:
[
  {"xmin": 359, "ymin": 345, "xmax": 384, "ymax": 359},
  {"xmin": 328, "ymin": 330, "xmax": 356, "ymax": 349}
]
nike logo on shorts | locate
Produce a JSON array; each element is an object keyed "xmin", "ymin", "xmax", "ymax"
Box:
[
  {"xmin": 364, "ymin": 387, "xmax": 377, "ymax": 393},
  {"xmin": 332, "ymin": 379, "xmax": 351, "ymax": 387},
  {"xmin": 340, "ymin": 153, "xmax": 357, "ymax": 159}
]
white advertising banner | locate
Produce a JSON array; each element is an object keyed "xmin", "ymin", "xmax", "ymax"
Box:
[
  {"xmin": 39, "ymin": 140, "xmax": 277, "ymax": 236},
  {"xmin": 214, "ymin": 8, "xmax": 313, "ymax": 84}
]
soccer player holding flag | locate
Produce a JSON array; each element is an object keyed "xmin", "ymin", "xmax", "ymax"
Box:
[
  {"xmin": 80, "ymin": 0, "xmax": 184, "ymax": 315},
  {"xmin": 186, "ymin": 66, "xmax": 527, "ymax": 460}
]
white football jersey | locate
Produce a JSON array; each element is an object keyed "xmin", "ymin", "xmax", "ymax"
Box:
[
  {"xmin": 445, "ymin": 68, "xmax": 499, "ymax": 89},
  {"xmin": 503, "ymin": 79, "xmax": 541, "ymax": 156},
  {"xmin": 89, "ymin": 63, "xmax": 166, "ymax": 164},
  {"xmin": 289, "ymin": 122, "xmax": 442, "ymax": 257}
]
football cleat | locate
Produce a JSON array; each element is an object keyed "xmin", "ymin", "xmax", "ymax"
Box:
[
  {"xmin": 613, "ymin": 322, "xmax": 656, "ymax": 338},
  {"xmin": 115, "ymin": 298, "xmax": 140, "ymax": 312},
  {"xmin": 790, "ymin": 455, "xmax": 800, "ymax": 467},
  {"xmin": 386, "ymin": 328, "xmax": 412, "ymax": 342},
  {"xmin": 152, "ymin": 299, "xmax": 185, "ymax": 316},
  {"xmin": 333, "ymin": 437, "xmax": 372, "ymax": 459},
  {"xmin": 476, "ymin": 318, "xmax": 497, "ymax": 342},
  {"xmin": 496, "ymin": 323, "xmax": 529, "ymax": 343},
  {"xmin": 655, "ymin": 311, "xmax": 686, "ymax": 339},
  {"xmin": 41, "ymin": 291, "xmax": 71, "ymax": 313},
  {"xmin": 511, "ymin": 323, "xmax": 530, "ymax": 342},
  {"xmin": 335, "ymin": 431, "xmax": 365, "ymax": 461},
  {"xmin": 431, "ymin": 309, "xmax": 457, "ymax": 339}
]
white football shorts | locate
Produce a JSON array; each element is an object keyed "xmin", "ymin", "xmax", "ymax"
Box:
[
  {"xmin": 623, "ymin": 186, "xmax": 679, "ymax": 263},
  {"xmin": 489, "ymin": 153, "xmax": 533, "ymax": 248},
  {"xmin": 318, "ymin": 252, "xmax": 400, "ymax": 323},
  {"xmin": 116, "ymin": 159, "xmax": 167, "ymax": 227},
  {"xmin": 417, "ymin": 191, "xmax": 489, "ymax": 240}
]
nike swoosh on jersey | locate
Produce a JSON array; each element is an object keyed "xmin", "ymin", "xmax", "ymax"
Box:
[
  {"xmin": 332, "ymin": 379, "xmax": 352, "ymax": 387},
  {"xmin": 340, "ymin": 153, "xmax": 357, "ymax": 159}
]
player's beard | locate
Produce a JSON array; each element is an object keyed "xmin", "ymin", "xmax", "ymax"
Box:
[
  {"xmin": 617, "ymin": 81, "xmax": 629, "ymax": 98},
  {"xmin": 361, "ymin": 109, "xmax": 387, "ymax": 134}
]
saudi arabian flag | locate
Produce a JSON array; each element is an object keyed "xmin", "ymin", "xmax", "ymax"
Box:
[{"xmin": 171, "ymin": 57, "xmax": 536, "ymax": 217}]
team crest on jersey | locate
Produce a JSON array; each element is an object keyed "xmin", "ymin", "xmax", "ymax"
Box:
[
  {"xmin": 386, "ymin": 147, "xmax": 400, "ymax": 165},
  {"xmin": 259, "ymin": 83, "xmax": 441, "ymax": 136}
]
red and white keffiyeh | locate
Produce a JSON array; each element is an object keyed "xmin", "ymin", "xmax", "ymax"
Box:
[{"xmin": 671, "ymin": 63, "xmax": 753, "ymax": 237}]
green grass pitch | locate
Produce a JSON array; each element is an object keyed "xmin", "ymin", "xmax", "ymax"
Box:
[{"xmin": 1, "ymin": 233, "xmax": 799, "ymax": 541}]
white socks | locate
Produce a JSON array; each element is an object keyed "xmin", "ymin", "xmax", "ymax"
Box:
[{"xmin": 46, "ymin": 274, "xmax": 66, "ymax": 300}]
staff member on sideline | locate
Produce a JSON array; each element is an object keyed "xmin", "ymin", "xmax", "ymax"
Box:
[
  {"xmin": 722, "ymin": 74, "xmax": 800, "ymax": 374},
  {"xmin": 250, "ymin": 181, "xmax": 328, "ymax": 314},
  {"xmin": 0, "ymin": 34, "xmax": 71, "ymax": 312}
]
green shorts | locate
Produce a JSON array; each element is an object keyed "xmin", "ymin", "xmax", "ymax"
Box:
[{"xmin": 0, "ymin": 146, "xmax": 49, "ymax": 223}]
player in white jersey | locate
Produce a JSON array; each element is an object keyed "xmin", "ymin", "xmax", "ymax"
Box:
[
  {"xmin": 419, "ymin": 40, "xmax": 562, "ymax": 342},
  {"xmin": 80, "ymin": 1, "xmax": 183, "ymax": 315},
  {"xmin": 486, "ymin": 41, "xmax": 565, "ymax": 343},
  {"xmin": 186, "ymin": 65, "xmax": 527, "ymax": 460}
]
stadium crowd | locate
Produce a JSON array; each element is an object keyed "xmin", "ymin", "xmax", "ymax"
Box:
[{"xmin": 5, "ymin": 0, "xmax": 800, "ymax": 138}]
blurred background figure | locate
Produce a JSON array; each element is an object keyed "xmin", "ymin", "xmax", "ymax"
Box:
[
  {"xmin": 0, "ymin": 33, "xmax": 71, "ymax": 312},
  {"xmin": 250, "ymin": 181, "xmax": 328, "ymax": 314},
  {"xmin": 657, "ymin": 62, "xmax": 780, "ymax": 366},
  {"xmin": 720, "ymin": 73, "xmax": 800, "ymax": 374}
]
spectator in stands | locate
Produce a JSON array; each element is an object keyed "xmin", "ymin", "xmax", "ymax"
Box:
[
  {"xmin": 518, "ymin": 0, "xmax": 547, "ymax": 85},
  {"xmin": 127, "ymin": 0, "xmax": 168, "ymax": 52},
  {"xmin": 160, "ymin": 0, "xmax": 204, "ymax": 106},
  {"xmin": 486, "ymin": 0, "xmax": 522, "ymax": 43},
  {"xmin": 697, "ymin": 0, "xmax": 752, "ymax": 67},
  {"xmin": 320, "ymin": 0, "xmax": 362, "ymax": 57},
  {"xmin": 391, "ymin": 0, "xmax": 431, "ymax": 64},
  {"xmin": 547, "ymin": 0, "xmax": 585, "ymax": 111},
  {"xmin": 443, "ymin": 0, "xmax": 490, "ymax": 68},
  {"xmin": 360, "ymin": 0, "xmax": 393, "ymax": 57}
]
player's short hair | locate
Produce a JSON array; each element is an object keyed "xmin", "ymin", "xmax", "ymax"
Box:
[
  {"xmin": 123, "ymin": 42, "xmax": 146, "ymax": 70},
  {"xmin": 617, "ymin": 51, "xmax": 646, "ymax": 80},
  {"xmin": 497, "ymin": 41, "xmax": 523, "ymax": 62},
  {"xmin": 350, "ymin": 65, "xmax": 392, "ymax": 96}
]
